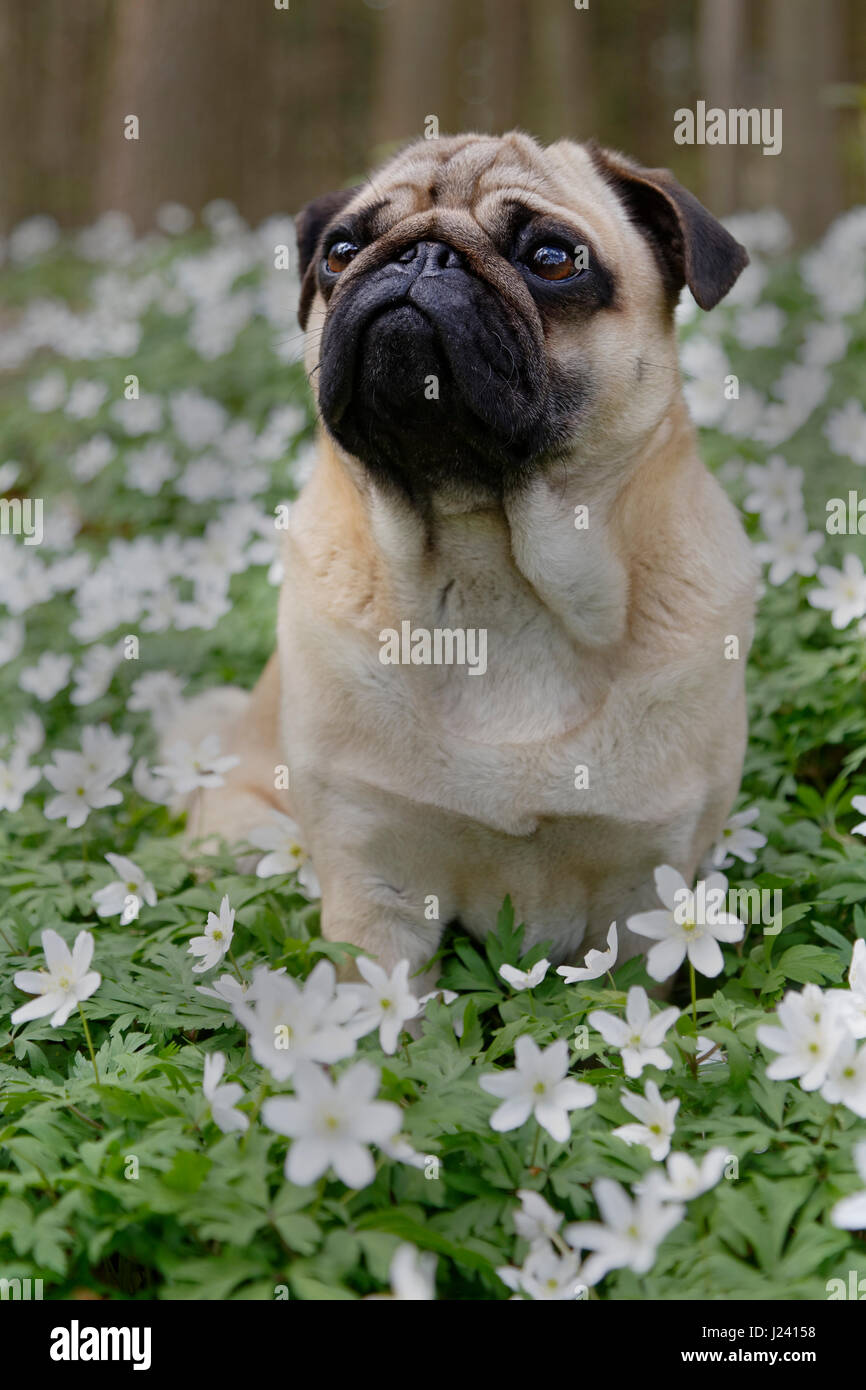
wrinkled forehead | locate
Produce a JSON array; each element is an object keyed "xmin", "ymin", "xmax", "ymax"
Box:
[{"xmin": 344, "ymin": 133, "xmax": 630, "ymax": 248}]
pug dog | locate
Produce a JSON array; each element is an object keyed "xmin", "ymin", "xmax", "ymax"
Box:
[{"xmin": 172, "ymin": 131, "xmax": 757, "ymax": 993}]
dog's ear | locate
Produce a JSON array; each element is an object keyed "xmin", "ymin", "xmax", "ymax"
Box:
[
  {"xmin": 588, "ymin": 143, "xmax": 748, "ymax": 311},
  {"xmin": 295, "ymin": 186, "xmax": 360, "ymax": 328}
]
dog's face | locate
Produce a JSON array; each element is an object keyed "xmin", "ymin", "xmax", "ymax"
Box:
[{"xmin": 296, "ymin": 133, "xmax": 747, "ymax": 504}]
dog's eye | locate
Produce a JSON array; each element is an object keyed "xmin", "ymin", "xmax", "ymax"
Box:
[
  {"xmin": 527, "ymin": 244, "xmax": 580, "ymax": 281},
  {"xmin": 325, "ymin": 239, "xmax": 360, "ymax": 274}
]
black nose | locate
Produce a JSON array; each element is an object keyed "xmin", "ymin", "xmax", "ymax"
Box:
[{"xmin": 395, "ymin": 240, "xmax": 463, "ymax": 274}]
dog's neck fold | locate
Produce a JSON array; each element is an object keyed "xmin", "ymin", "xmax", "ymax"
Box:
[{"xmin": 296, "ymin": 404, "xmax": 699, "ymax": 655}]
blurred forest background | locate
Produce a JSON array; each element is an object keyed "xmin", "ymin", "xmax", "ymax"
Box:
[{"xmin": 1, "ymin": 0, "xmax": 865, "ymax": 244}]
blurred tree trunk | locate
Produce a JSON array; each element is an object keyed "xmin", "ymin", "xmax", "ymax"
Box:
[
  {"xmin": 371, "ymin": 0, "xmax": 455, "ymax": 154},
  {"xmin": 698, "ymin": 0, "xmax": 746, "ymax": 214},
  {"xmin": 0, "ymin": 0, "xmax": 859, "ymax": 239},
  {"xmin": 767, "ymin": 0, "xmax": 841, "ymax": 241}
]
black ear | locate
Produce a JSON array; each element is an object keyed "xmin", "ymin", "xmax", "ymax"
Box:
[
  {"xmin": 295, "ymin": 185, "xmax": 360, "ymax": 328},
  {"xmin": 588, "ymin": 144, "xmax": 748, "ymax": 311}
]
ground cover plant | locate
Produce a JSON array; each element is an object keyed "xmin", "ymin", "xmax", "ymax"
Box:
[{"xmin": 0, "ymin": 201, "xmax": 865, "ymax": 1300}]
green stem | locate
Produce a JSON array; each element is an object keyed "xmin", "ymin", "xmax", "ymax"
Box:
[
  {"xmin": 241, "ymin": 1082, "xmax": 268, "ymax": 1150},
  {"xmin": 0, "ymin": 922, "xmax": 16, "ymax": 952},
  {"xmin": 227, "ymin": 947, "xmax": 246, "ymax": 986},
  {"xmin": 77, "ymin": 1001, "xmax": 100, "ymax": 1085},
  {"xmin": 688, "ymin": 961, "xmax": 699, "ymax": 1079},
  {"xmin": 529, "ymin": 1124, "xmax": 541, "ymax": 1170}
]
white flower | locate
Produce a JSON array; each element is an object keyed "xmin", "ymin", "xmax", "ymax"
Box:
[
  {"xmin": 830, "ymin": 1142, "xmax": 866, "ymax": 1230},
  {"xmin": 772, "ymin": 362, "xmax": 830, "ymax": 416},
  {"xmin": 379, "ymin": 1133, "xmax": 428, "ymax": 1170},
  {"xmin": 0, "ymin": 618, "xmax": 24, "ymax": 665},
  {"xmin": 10, "ymin": 215, "xmax": 59, "ymax": 263},
  {"xmin": 849, "ymin": 937, "xmax": 866, "ymax": 986},
  {"xmin": 110, "ymin": 393, "xmax": 163, "ymax": 436},
  {"xmin": 170, "ymin": 389, "xmax": 228, "ymax": 449},
  {"xmin": 127, "ymin": 670, "xmax": 186, "ymax": 731},
  {"xmin": 384, "ymin": 1244, "xmax": 436, "ymax": 1300},
  {"xmin": 852, "ymin": 796, "xmax": 866, "ymax": 837},
  {"xmin": 498, "ymin": 1242, "xmax": 585, "ymax": 1300},
  {"xmin": 838, "ymin": 938, "xmax": 866, "ymax": 1041},
  {"xmin": 153, "ymin": 734, "xmax": 240, "ymax": 796},
  {"xmin": 588, "ymin": 986, "xmax": 679, "ymax": 1078},
  {"xmin": 202, "ymin": 1051, "xmax": 249, "ymax": 1134},
  {"xmin": 557, "ymin": 922, "xmax": 618, "ymax": 984},
  {"xmin": 637, "ymin": 1147, "xmax": 729, "ymax": 1202},
  {"xmin": 513, "ymin": 1189, "xmax": 564, "ymax": 1247},
  {"xmin": 723, "ymin": 209, "xmax": 791, "ymax": 256},
  {"xmin": 176, "ymin": 454, "xmax": 232, "ymax": 502},
  {"xmin": 697, "ymin": 1035, "xmax": 727, "ymax": 1067},
  {"xmin": 262, "ymin": 1059, "xmax": 401, "ymax": 1189},
  {"xmin": 342, "ymin": 958, "xmax": 421, "ymax": 1055},
  {"xmin": 680, "ymin": 340, "xmax": 730, "ymax": 428},
  {"xmin": 156, "ymin": 202, "xmax": 194, "ymax": 236},
  {"xmin": 43, "ymin": 751, "xmax": 122, "ymax": 828},
  {"xmin": 735, "ymin": 304, "xmax": 784, "ymax": 348},
  {"xmin": 800, "ymin": 320, "xmax": 848, "ymax": 367},
  {"xmin": 188, "ymin": 894, "xmax": 235, "ymax": 973},
  {"xmin": 499, "ymin": 959, "xmax": 550, "ymax": 991},
  {"xmin": 479, "ymin": 1036, "xmax": 596, "ymax": 1141},
  {"xmin": 132, "ymin": 757, "xmax": 173, "ymax": 804},
  {"xmin": 756, "ymin": 983, "xmax": 850, "ymax": 1090},
  {"xmin": 247, "ymin": 812, "xmax": 320, "ymax": 897},
  {"xmin": 125, "ymin": 441, "xmax": 176, "ymax": 495},
  {"xmin": 825, "ymin": 400, "xmax": 866, "ymax": 466},
  {"xmin": 754, "ymin": 513, "xmax": 823, "ymax": 586},
  {"xmin": 612, "ymin": 1079, "xmax": 679, "ymax": 1160},
  {"xmin": 565, "ymin": 1178, "xmax": 684, "ymax": 1285},
  {"xmin": 232, "ymin": 961, "xmax": 358, "ymax": 1080},
  {"xmin": 80, "ymin": 724, "xmax": 131, "ymax": 781},
  {"xmin": 820, "ymin": 1033, "xmax": 866, "ymax": 1117},
  {"xmin": 19, "ymin": 651, "xmax": 72, "ymax": 701},
  {"xmin": 91, "ymin": 853, "xmax": 157, "ymax": 923},
  {"xmin": 366, "ymin": 1242, "xmax": 438, "ymax": 1299},
  {"xmin": 11, "ymin": 928, "xmax": 100, "ymax": 1028},
  {"xmin": 71, "ymin": 643, "xmax": 121, "ymax": 705},
  {"xmin": 710, "ymin": 806, "xmax": 768, "ymax": 868},
  {"xmin": 28, "ymin": 371, "xmax": 66, "ymax": 412},
  {"xmin": 13, "ymin": 712, "xmax": 45, "ymax": 758},
  {"xmin": 743, "ymin": 454, "xmax": 803, "ymax": 524},
  {"xmin": 723, "ymin": 384, "xmax": 766, "ymax": 439},
  {"xmin": 65, "ymin": 379, "xmax": 108, "ymax": 420},
  {"xmin": 71, "ymin": 434, "xmax": 115, "ymax": 482},
  {"xmin": 197, "ymin": 973, "xmax": 251, "ymax": 1007},
  {"xmin": 627, "ymin": 866, "xmax": 745, "ymax": 982},
  {"xmin": 0, "ymin": 752, "xmax": 40, "ymax": 812},
  {"xmin": 808, "ymin": 554, "xmax": 866, "ymax": 630},
  {"xmin": 0, "ymin": 461, "xmax": 20, "ymax": 492}
]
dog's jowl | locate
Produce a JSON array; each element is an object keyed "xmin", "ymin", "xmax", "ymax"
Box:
[{"xmin": 169, "ymin": 132, "xmax": 757, "ymax": 990}]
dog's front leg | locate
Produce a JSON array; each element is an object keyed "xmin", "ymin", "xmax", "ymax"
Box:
[{"xmin": 318, "ymin": 873, "xmax": 446, "ymax": 1016}]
